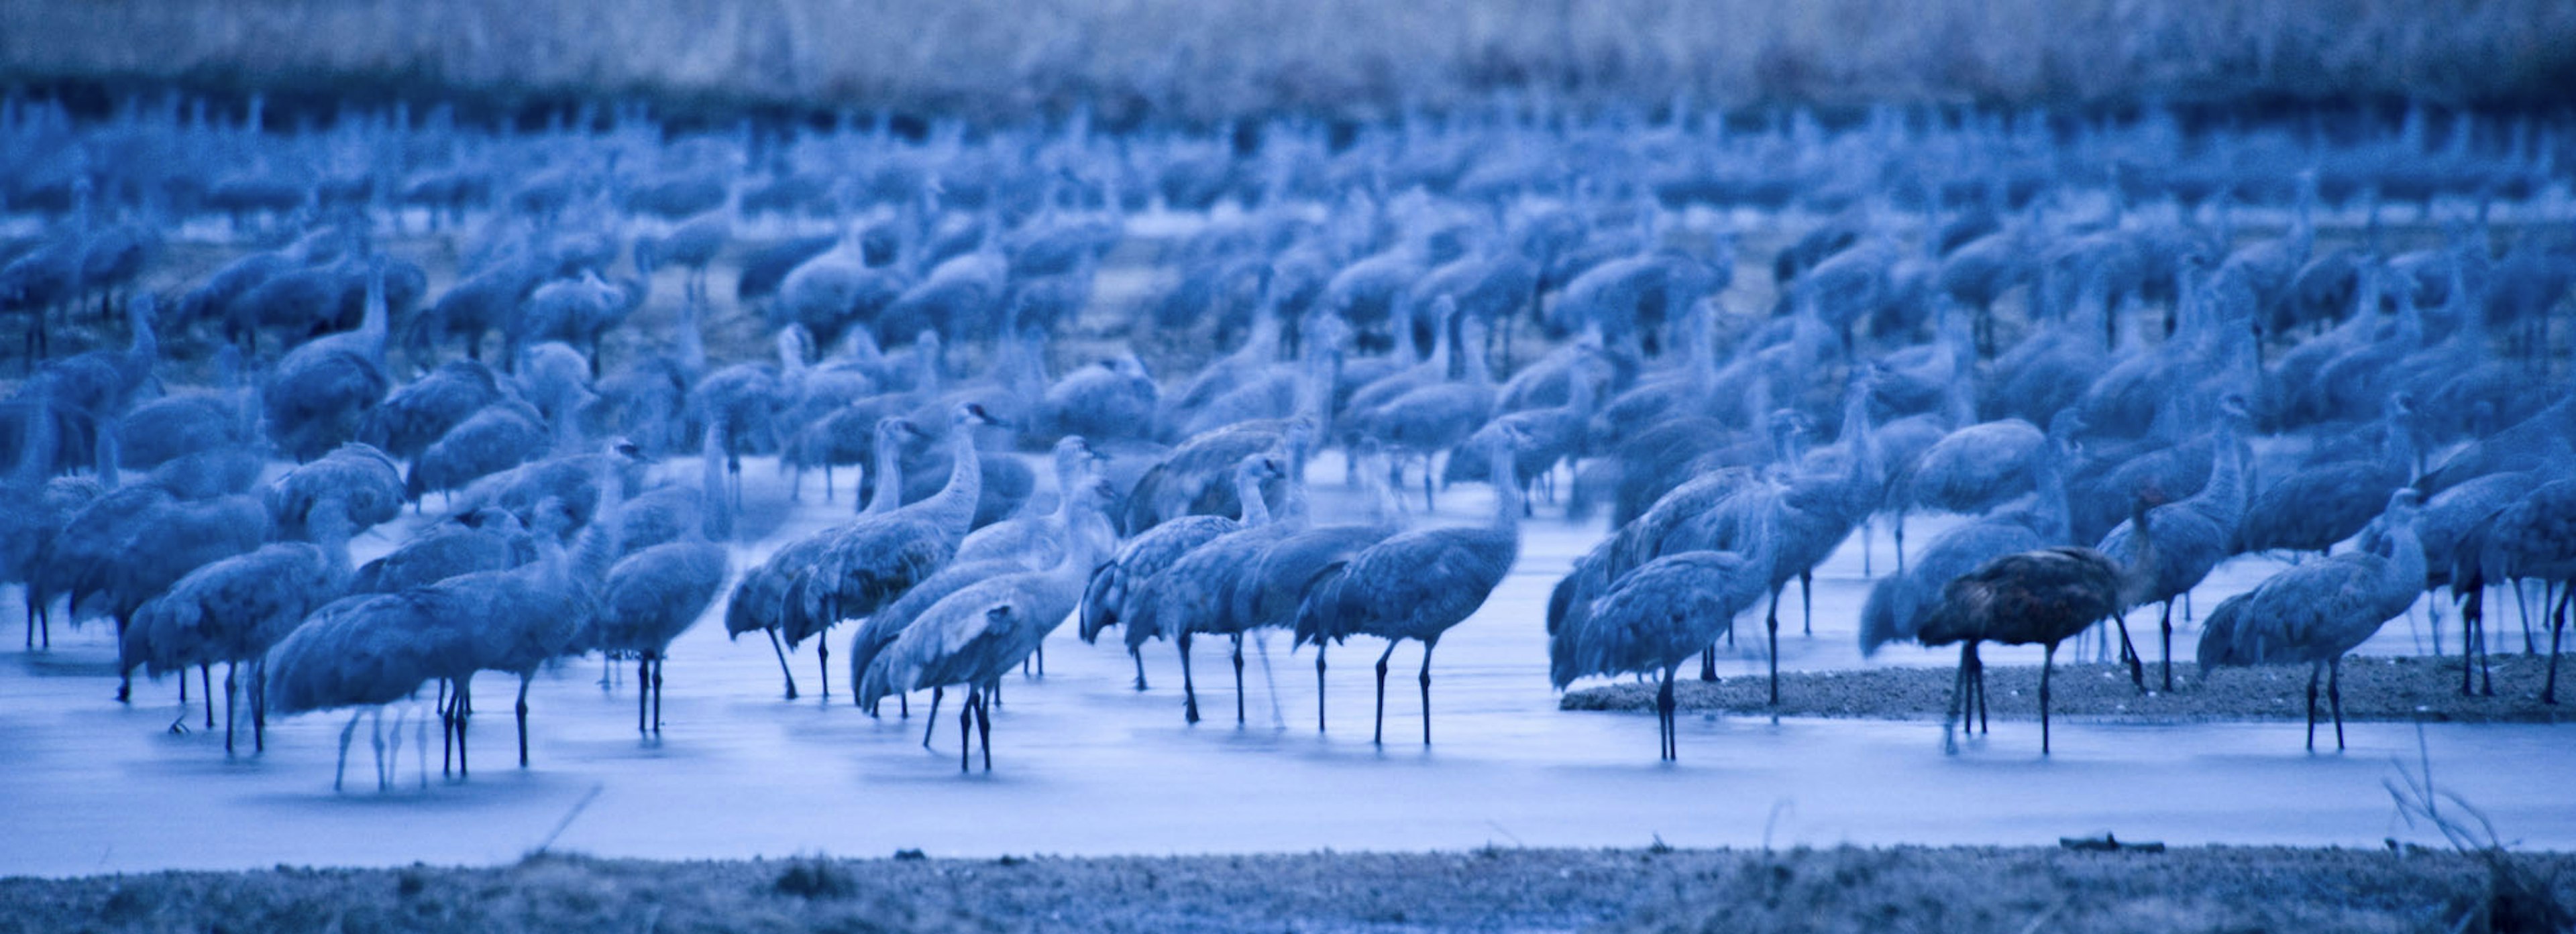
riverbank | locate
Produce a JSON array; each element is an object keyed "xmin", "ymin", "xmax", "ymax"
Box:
[{"xmin": 3, "ymin": 843, "xmax": 2567, "ymax": 933}]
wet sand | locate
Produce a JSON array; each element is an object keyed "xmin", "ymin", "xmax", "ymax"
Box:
[{"xmin": 1564, "ymin": 654, "xmax": 2576, "ymax": 725}]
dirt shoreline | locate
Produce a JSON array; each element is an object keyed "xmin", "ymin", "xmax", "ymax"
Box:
[
  {"xmin": 0, "ymin": 845, "xmax": 2565, "ymax": 933},
  {"xmin": 1561, "ymin": 655, "xmax": 2576, "ymax": 725}
]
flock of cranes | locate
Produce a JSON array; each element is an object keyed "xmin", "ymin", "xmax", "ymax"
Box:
[{"xmin": 2, "ymin": 91, "xmax": 2574, "ymax": 782}]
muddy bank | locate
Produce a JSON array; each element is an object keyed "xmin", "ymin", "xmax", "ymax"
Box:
[
  {"xmin": 1, "ymin": 844, "xmax": 2567, "ymax": 933},
  {"xmin": 1562, "ymin": 655, "xmax": 2576, "ymax": 725}
]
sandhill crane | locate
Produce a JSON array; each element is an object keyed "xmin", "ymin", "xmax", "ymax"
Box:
[
  {"xmin": 639, "ymin": 186, "xmax": 737, "ymax": 304},
  {"xmin": 860, "ymin": 478, "xmax": 1117, "ymax": 770},
  {"xmin": 125, "ymin": 493, "xmax": 358, "ymax": 753},
  {"xmin": 263, "ymin": 590, "xmax": 462, "ymax": 790},
  {"xmin": 1361, "ymin": 312, "xmax": 1499, "ymax": 510},
  {"xmin": 953, "ymin": 436, "xmax": 1099, "ymax": 567},
  {"xmin": 791, "ymin": 403, "xmax": 998, "ymax": 699},
  {"xmin": 1860, "ymin": 412, "xmax": 2076, "ymax": 665},
  {"xmin": 1042, "ymin": 355, "xmax": 1160, "ymax": 444},
  {"xmin": 2094, "ymin": 395, "xmax": 2251, "ymax": 691},
  {"xmin": 1448, "ymin": 357, "xmax": 1596, "ymax": 510},
  {"xmin": 1552, "ymin": 504, "xmax": 1774, "ymax": 761},
  {"xmin": 352, "ymin": 507, "xmax": 535, "ymax": 593},
  {"xmin": 368, "ymin": 360, "xmax": 511, "ymax": 467},
  {"xmin": 1296, "ymin": 440, "xmax": 1519, "ymax": 744},
  {"xmin": 1888, "ymin": 412, "xmax": 2070, "ymax": 572},
  {"xmin": 2199, "ymin": 490, "xmax": 2426, "ymax": 748},
  {"xmin": 2483, "ymin": 479, "xmax": 2576, "ymax": 703},
  {"xmin": 268, "ymin": 443, "xmax": 405, "ymax": 540},
  {"xmin": 420, "ymin": 474, "xmax": 619, "ymax": 770},
  {"xmin": 1135, "ymin": 456, "xmax": 1318, "ymax": 725},
  {"xmin": 594, "ymin": 421, "xmax": 731, "ymax": 734},
  {"xmin": 1080, "ymin": 454, "xmax": 1288, "ymax": 691},
  {"xmin": 2239, "ymin": 394, "xmax": 2418, "ymax": 559},
  {"xmin": 1918, "ymin": 502, "xmax": 2149, "ymax": 755},
  {"xmin": 1120, "ymin": 417, "xmax": 1305, "ymax": 534},
  {"xmin": 264, "ymin": 268, "xmax": 392, "ymax": 462},
  {"xmin": 406, "ymin": 400, "xmax": 550, "ymax": 504}
]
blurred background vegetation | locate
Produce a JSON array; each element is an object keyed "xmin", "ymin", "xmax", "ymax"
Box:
[{"xmin": 3, "ymin": 0, "xmax": 2572, "ymax": 127}]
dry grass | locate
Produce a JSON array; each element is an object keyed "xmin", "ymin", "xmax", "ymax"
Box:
[
  {"xmin": 1562, "ymin": 655, "xmax": 2576, "ymax": 725},
  {"xmin": 0, "ymin": 845, "xmax": 2566, "ymax": 933},
  {"xmin": 2, "ymin": 0, "xmax": 2572, "ymax": 125}
]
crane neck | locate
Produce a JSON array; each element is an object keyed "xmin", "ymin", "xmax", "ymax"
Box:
[
  {"xmin": 676, "ymin": 296, "xmax": 708, "ymax": 377},
  {"xmin": 863, "ymin": 432, "xmax": 905, "ymax": 516},
  {"xmin": 1460, "ymin": 317, "xmax": 1492, "ymax": 387},
  {"xmin": 357, "ymin": 264, "xmax": 388, "ymax": 364},
  {"xmin": 1564, "ymin": 364, "xmax": 1598, "ymax": 416},
  {"xmin": 1489, "ymin": 440, "xmax": 1522, "ymax": 532},
  {"xmin": 2383, "ymin": 410, "xmax": 2418, "ymax": 482},
  {"xmin": 307, "ymin": 498, "xmax": 358, "ymax": 584},
  {"xmin": 11, "ymin": 387, "xmax": 56, "ymax": 489},
  {"xmin": 2029, "ymin": 451, "xmax": 2073, "ymax": 546},
  {"xmin": 2190, "ymin": 419, "xmax": 2247, "ymax": 526},
  {"xmin": 1234, "ymin": 467, "xmax": 1274, "ymax": 526},
  {"xmin": 700, "ymin": 420, "xmax": 733, "ymax": 542},
  {"xmin": 574, "ymin": 464, "xmax": 625, "ymax": 585},
  {"xmin": 920, "ymin": 423, "xmax": 985, "ymax": 540},
  {"xmin": 2380, "ymin": 511, "xmax": 2426, "ymax": 591}
]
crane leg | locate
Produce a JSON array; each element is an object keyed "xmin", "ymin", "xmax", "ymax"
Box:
[
  {"xmin": 2328, "ymin": 656, "xmax": 2346, "ymax": 751},
  {"xmin": 1800, "ymin": 571, "xmax": 1813, "ymax": 636},
  {"xmin": 2521, "ymin": 581, "xmax": 2540, "ymax": 654},
  {"xmin": 766, "ymin": 628, "xmax": 799, "ymax": 701},
  {"xmin": 223, "ymin": 663, "xmax": 237, "ymax": 756},
  {"xmin": 1232, "ymin": 634, "xmax": 1246, "ymax": 725},
  {"xmin": 1700, "ymin": 646, "xmax": 1717, "ymax": 682},
  {"xmin": 1130, "ymin": 648, "xmax": 1148, "ymax": 691},
  {"xmin": 1372, "ymin": 641, "xmax": 1399, "ymax": 746},
  {"xmin": 1179, "ymin": 632, "xmax": 1201, "ymax": 724},
  {"xmin": 1316, "ymin": 646, "xmax": 1329, "ymax": 732},
  {"xmin": 639, "ymin": 656, "xmax": 651, "ymax": 734},
  {"xmin": 1972, "ymin": 644, "xmax": 1988, "ymax": 734},
  {"xmin": 2159, "ymin": 601, "xmax": 2175, "ymax": 693},
  {"xmin": 336, "ymin": 712, "xmax": 362, "ymax": 793},
  {"xmin": 2113, "ymin": 611, "xmax": 2144, "ymax": 691},
  {"xmin": 1657, "ymin": 667, "xmax": 1678, "ymax": 762},
  {"xmin": 458, "ymin": 679, "xmax": 472, "ymax": 779},
  {"xmin": 2461, "ymin": 586, "xmax": 2479, "ymax": 698},
  {"xmin": 922, "ymin": 688, "xmax": 943, "ymax": 747},
  {"xmin": 439, "ymin": 681, "xmax": 453, "ymax": 776},
  {"xmin": 113, "ymin": 620, "xmax": 130, "ymax": 701},
  {"xmin": 1766, "ymin": 587, "xmax": 1783, "ymax": 705},
  {"xmin": 2477, "ymin": 587, "xmax": 2496, "ymax": 697},
  {"xmin": 1893, "ymin": 516, "xmax": 1906, "ymax": 575},
  {"xmin": 817, "ymin": 639, "xmax": 830, "ymax": 701},
  {"xmin": 959, "ymin": 688, "xmax": 975, "ymax": 772},
  {"xmin": 1943, "ymin": 648, "xmax": 1966, "ymax": 754},
  {"xmin": 976, "ymin": 688, "xmax": 993, "ymax": 772},
  {"xmin": 2547, "ymin": 585, "xmax": 2569, "ymax": 706},
  {"xmin": 202, "ymin": 664, "xmax": 216, "ymax": 729},
  {"xmin": 253, "ymin": 660, "xmax": 268, "ymax": 752},
  {"xmin": 2040, "ymin": 644, "xmax": 2056, "ymax": 756},
  {"xmin": 1418, "ymin": 638, "xmax": 1438, "ymax": 746},
  {"xmin": 653, "ymin": 657, "xmax": 664, "ymax": 735},
  {"xmin": 515, "ymin": 675, "xmax": 532, "ymax": 768},
  {"xmin": 2318, "ymin": 664, "xmax": 2339, "ymax": 751},
  {"xmin": 1861, "ymin": 520, "xmax": 1872, "ymax": 578}
]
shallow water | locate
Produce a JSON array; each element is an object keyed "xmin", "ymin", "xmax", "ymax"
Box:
[{"xmin": 2, "ymin": 453, "xmax": 2567, "ymax": 879}]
